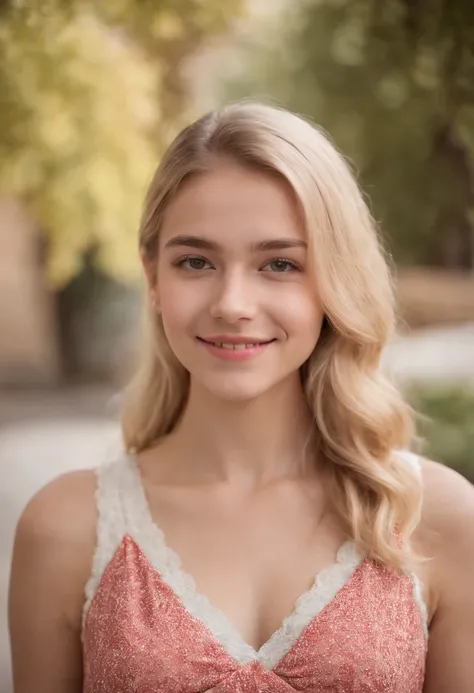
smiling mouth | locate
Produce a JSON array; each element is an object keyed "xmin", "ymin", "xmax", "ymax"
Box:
[{"xmin": 197, "ymin": 338, "xmax": 276, "ymax": 351}]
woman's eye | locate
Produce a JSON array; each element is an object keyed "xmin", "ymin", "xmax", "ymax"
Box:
[
  {"xmin": 176, "ymin": 256, "xmax": 213, "ymax": 271},
  {"xmin": 262, "ymin": 258, "xmax": 300, "ymax": 273}
]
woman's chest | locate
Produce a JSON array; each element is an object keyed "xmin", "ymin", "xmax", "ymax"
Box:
[
  {"xmin": 145, "ymin": 480, "xmax": 346, "ymax": 650},
  {"xmin": 83, "ymin": 538, "xmax": 426, "ymax": 693}
]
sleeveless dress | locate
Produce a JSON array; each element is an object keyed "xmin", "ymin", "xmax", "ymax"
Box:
[{"xmin": 82, "ymin": 452, "xmax": 428, "ymax": 692}]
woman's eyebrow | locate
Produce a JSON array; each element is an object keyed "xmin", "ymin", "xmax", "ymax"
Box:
[
  {"xmin": 164, "ymin": 235, "xmax": 218, "ymax": 250},
  {"xmin": 253, "ymin": 238, "xmax": 307, "ymax": 251},
  {"xmin": 164, "ymin": 235, "xmax": 307, "ymax": 252}
]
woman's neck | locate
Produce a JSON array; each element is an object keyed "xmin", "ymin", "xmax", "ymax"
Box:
[{"xmin": 165, "ymin": 375, "xmax": 317, "ymax": 485}]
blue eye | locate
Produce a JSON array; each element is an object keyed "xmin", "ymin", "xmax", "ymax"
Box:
[
  {"xmin": 175, "ymin": 255, "xmax": 214, "ymax": 270},
  {"xmin": 262, "ymin": 258, "xmax": 301, "ymax": 273}
]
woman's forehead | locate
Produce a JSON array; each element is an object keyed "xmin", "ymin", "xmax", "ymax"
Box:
[{"xmin": 159, "ymin": 163, "xmax": 306, "ymax": 248}]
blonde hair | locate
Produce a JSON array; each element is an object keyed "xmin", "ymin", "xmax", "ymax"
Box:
[{"xmin": 122, "ymin": 101, "xmax": 422, "ymax": 569}]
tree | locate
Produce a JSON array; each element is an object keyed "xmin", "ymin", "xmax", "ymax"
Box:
[
  {"xmin": 223, "ymin": 0, "xmax": 474, "ymax": 269},
  {"xmin": 0, "ymin": 0, "xmax": 242, "ymax": 286}
]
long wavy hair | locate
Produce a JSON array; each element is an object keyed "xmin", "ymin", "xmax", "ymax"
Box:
[{"xmin": 122, "ymin": 101, "xmax": 422, "ymax": 569}]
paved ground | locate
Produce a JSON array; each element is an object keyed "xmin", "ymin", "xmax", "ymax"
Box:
[
  {"xmin": 384, "ymin": 323, "xmax": 474, "ymax": 384},
  {"xmin": 0, "ymin": 324, "xmax": 473, "ymax": 691}
]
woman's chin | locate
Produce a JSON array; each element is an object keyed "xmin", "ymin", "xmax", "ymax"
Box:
[{"xmin": 196, "ymin": 374, "xmax": 275, "ymax": 404}]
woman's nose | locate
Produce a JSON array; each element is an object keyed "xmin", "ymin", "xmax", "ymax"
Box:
[{"xmin": 209, "ymin": 272, "xmax": 257, "ymax": 323}]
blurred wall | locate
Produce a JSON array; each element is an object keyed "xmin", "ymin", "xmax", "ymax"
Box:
[{"xmin": 0, "ymin": 199, "xmax": 59, "ymax": 386}]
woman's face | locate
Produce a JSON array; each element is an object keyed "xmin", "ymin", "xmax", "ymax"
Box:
[{"xmin": 148, "ymin": 161, "xmax": 324, "ymax": 401}]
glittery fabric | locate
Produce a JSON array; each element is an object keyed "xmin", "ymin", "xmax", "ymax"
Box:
[{"xmin": 83, "ymin": 536, "xmax": 426, "ymax": 692}]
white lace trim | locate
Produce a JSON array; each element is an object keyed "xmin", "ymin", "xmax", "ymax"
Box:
[
  {"xmin": 82, "ymin": 459, "xmax": 129, "ymax": 632},
  {"xmin": 410, "ymin": 572, "xmax": 429, "ymax": 640},
  {"xmin": 120, "ymin": 454, "xmax": 365, "ymax": 668},
  {"xmin": 82, "ymin": 450, "xmax": 429, "ymax": 658},
  {"xmin": 396, "ymin": 450, "xmax": 429, "ymax": 640},
  {"xmin": 258, "ymin": 540, "xmax": 362, "ymax": 669},
  {"xmin": 397, "ymin": 449, "xmax": 422, "ymax": 478}
]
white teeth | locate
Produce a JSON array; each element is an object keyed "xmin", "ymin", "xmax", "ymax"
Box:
[{"xmin": 212, "ymin": 342, "xmax": 259, "ymax": 350}]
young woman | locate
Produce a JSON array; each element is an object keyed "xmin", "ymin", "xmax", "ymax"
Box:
[{"xmin": 9, "ymin": 102, "xmax": 474, "ymax": 692}]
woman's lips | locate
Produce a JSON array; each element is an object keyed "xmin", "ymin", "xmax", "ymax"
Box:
[{"xmin": 197, "ymin": 337, "xmax": 275, "ymax": 361}]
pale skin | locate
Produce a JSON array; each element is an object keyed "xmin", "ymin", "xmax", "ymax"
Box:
[{"xmin": 9, "ymin": 162, "xmax": 474, "ymax": 692}]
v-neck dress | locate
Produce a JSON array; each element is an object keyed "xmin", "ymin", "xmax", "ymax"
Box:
[{"xmin": 82, "ymin": 452, "xmax": 428, "ymax": 692}]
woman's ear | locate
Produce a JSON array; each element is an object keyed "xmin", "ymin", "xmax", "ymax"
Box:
[{"xmin": 141, "ymin": 249, "xmax": 160, "ymax": 312}]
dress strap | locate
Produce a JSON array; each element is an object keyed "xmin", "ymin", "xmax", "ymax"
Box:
[
  {"xmin": 396, "ymin": 449, "xmax": 422, "ymax": 477},
  {"xmin": 82, "ymin": 454, "xmax": 142, "ymax": 625},
  {"xmin": 396, "ymin": 449, "xmax": 429, "ymax": 638}
]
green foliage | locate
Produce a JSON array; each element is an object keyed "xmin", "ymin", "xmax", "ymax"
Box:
[
  {"xmin": 0, "ymin": 0, "xmax": 242, "ymax": 286},
  {"xmin": 224, "ymin": 0, "xmax": 474, "ymax": 268},
  {"xmin": 410, "ymin": 384, "xmax": 474, "ymax": 482},
  {"xmin": 0, "ymin": 8, "xmax": 157, "ymax": 285}
]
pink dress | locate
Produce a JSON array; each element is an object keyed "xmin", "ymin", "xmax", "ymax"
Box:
[{"xmin": 82, "ymin": 453, "xmax": 428, "ymax": 692}]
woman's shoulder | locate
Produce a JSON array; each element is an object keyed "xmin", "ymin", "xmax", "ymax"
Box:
[
  {"xmin": 415, "ymin": 457, "xmax": 474, "ymax": 614},
  {"xmin": 16, "ymin": 468, "xmax": 98, "ymax": 546},
  {"xmin": 12, "ymin": 469, "xmax": 98, "ymax": 628},
  {"xmin": 417, "ymin": 456, "xmax": 474, "ymax": 540},
  {"xmin": 394, "ymin": 449, "xmax": 473, "ymax": 536}
]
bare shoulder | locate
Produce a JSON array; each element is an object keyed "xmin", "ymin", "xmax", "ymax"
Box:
[
  {"xmin": 12, "ymin": 468, "xmax": 98, "ymax": 627},
  {"xmin": 416, "ymin": 458, "xmax": 474, "ymax": 611},
  {"xmin": 9, "ymin": 470, "xmax": 99, "ymax": 691},
  {"xmin": 17, "ymin": 468, "xmax": 97, "ymax": 549},
  {"xmin": 414, "ymin": 459, "xmax": 474, "ymax": 688},
  {"xmin": 417, "ymin": 457, "xmax": 474, "ymax": 543}
]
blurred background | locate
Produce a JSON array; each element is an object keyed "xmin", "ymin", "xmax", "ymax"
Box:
[{"xmin": 0, "ymin": 0, "xmax": 473, "ymax": 689}]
